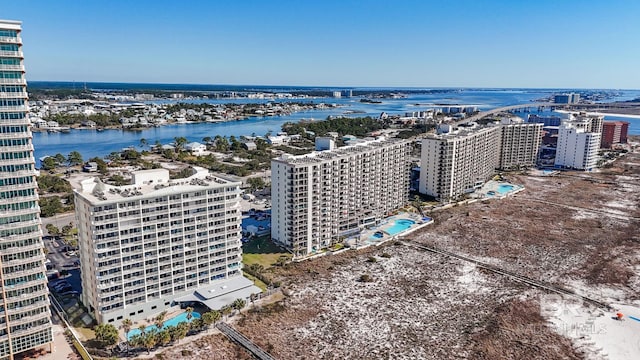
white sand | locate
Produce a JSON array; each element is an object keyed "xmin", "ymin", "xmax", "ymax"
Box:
[{"xmin": 543, "ymin": 298, "xmax": 640, "ymax": 360}]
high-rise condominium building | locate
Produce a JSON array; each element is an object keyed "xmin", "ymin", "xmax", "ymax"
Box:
[
  {"xmin": 498, "ymin": 121, "xmax": 543, "ymax": 170},
  {"xmin": 601, "ymin": 121, "xmax": 629, "ymax": 148},
  {"xmin": 554, "ymin": 113, "xmax": 603, "ymax": 171},
  {"xmin": 271, "ymin": 138, "xmax": 412, "ymax": 257},
  {"xmin": 554, "ymin": 124, "xmax": 600, "ymax": 170},
  {"xmin": 420, "ymin": 120, "xmax": 542, "ymax": 201},
  {"xmin": 0, "ymin": 20, "xmax": 52, "ymax": 359},
  {"xmin": 73, "ymin": 168, "xmax": 248, "ymax": 325},
  {"xmin": 420, "ymin": 125, "xmax": 500, "ymax": 202}
]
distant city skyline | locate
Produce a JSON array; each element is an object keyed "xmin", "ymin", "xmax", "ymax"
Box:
[{"xmin": 5, "ymin": 0, "xmax": 640, "ymax": 89}]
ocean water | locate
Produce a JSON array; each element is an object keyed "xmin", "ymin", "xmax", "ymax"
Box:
[{"xmin": 31, "ymin": 87, "xmax": 640, "ymax": 162}]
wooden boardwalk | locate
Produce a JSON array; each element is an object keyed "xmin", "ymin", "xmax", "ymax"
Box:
[{"xmin": 216, "ymin": 322, "xmax": 276, "ymax": 360}]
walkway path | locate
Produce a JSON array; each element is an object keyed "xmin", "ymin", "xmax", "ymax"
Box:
[{"xmin": 216, "ymin": 322, "xmax": 276, "ymax": 360}]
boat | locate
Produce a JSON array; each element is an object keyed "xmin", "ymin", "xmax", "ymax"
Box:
[{"xmin": 47, "ymin": 129, "xmax": 58, "ymax": 133}]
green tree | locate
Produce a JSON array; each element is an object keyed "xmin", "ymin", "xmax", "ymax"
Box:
[
  {"xmin": 191, "ymin": 318, "xmax": 204, "ymax": 332},
  {"xmin": 232, "ymin": 298, "xmax": 246, "ymax": 312},
  {"xmin": 88, "ymin": 157, "xmax": 108, "ymax": 174},
  {"xmin": 94, "ymin": 323, "xmax": 119, "ymax": 348},
  {"xmin": 54, "ymin": 153, "xmax": 66, "ymax": 165},
  {"xmin": 174, "ymin": 136, "xmax": 188, "ymax": 152},
  {"xmin": 157, "ymin": 329, "xmax": 171, "ymax": 347},
  {"xmin": 202, "ymin": 136, "xmax": 212, "ymax": 145},
  {"xmin": 41, "ymin": 157, "xmax": 57, "ymax": 170},
  {"xmin": 154, "ymin": 311, "xmax": 167, "ymax": 331},
  {"xmin": 185, "ymin": 307, "xmax": 194, "ymax": 322},
  {"xmin": 61, "ymin": 223, "xmax": 73, "ymax": 236},
  {"xmin": 247, "ymin": 177, "xmax": 267, "ymax": 192},
  {"xmin": 67, "ymin": 151, "xmax": 83, "ymax": 166},
  {"xmin": 121, "ymin": 318, "xmax": 133, "ymax": 345},
  {"xmin": 39, "ymin": 196, "xmax": 64, "ymax": 217},
  {"xmin": 174, "ymin": 322, "xmax": 188, "ymax": 343},
  {"xmin": 221, "ymin": 305, "xmax": 232, "ymax": 320},
  {"xmin": 142, "ymin": 331, "xmax": 157, "ymax": 354},
  {"xmin": 139, "ymin": 138, "xmax": 148, "ymax": 148},
  {"xmin": 45, "ymin": 224, "xmax": 60, "ymax": 236},
  {"xmin": 201, "ymin": 311, "xmax": 220, "ymax": 332},
  {"xmin": 229, "ymin": 135, "xmax": 242, "ymax": 151},
  {"xmin": 214, "ymin": 135, "xmax": 229, "ymax": 152}
]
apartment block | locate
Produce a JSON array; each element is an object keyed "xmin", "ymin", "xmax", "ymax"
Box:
[
  {"xmin": 554, "ymin": 124, "xmax": 600, "ymax": 170},
  {"xmin": 0, "ymin": 20, "xmax": 52, "ymax": 359},
  {"xmin": 601, "ymin": 121, "xmax": 629, "ymax": 148},
  {"xmin": 73, "ymin": 167, "xmax": 246, "ymax": 325},
  {"xmin": 498, "ymin": 121, "xmax": 543, "ymax": 170},
  {"xmin": 271, "ymin": 138, "xmax": 412, "ymax": 257},
  {"xmin": 419, "ymin": 125, "xmax": 500, "ymax": 202}
]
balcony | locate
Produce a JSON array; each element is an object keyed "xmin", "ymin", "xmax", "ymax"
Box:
[
  {"xmin": 0, "ymin": 64, "xmax": 24, "ymax": 72},
  {"xmin": 0, "ymin": 78, "xmax": 25, "ymax": 85},
  {"xmin": 0, "ymin": 91, "xmax": 27, "ymax": 99},
  {"xmin": 0, "ymin": 50, "xmax": 23, "ymax": 58},
  {"xmin": 0, "ymin": 131, "xmax": 31, "ymax": 140},
  {"xmin": 0, "ymin": 35, "xmax": 22, "ymax": 44}
]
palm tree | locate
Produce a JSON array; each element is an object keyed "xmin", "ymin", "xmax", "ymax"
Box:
[
  {"xmin": 154, "ymin": 311, "xmax": 167, "ymax": 331},
  {"xmin": 221, "ymin": 305, "xmax": 232, "ymax": 321},
  {"xmin": 232, "ymin": 298, "xmax": 246, "ymax": 313},
  {"xmin": 157, "ymin": 329, "xmax": 171, "ymax": 347},
  {"xmin": 201, "ymin": 311, "xmax": 219, "ymax": 332},
  {"xmin": 139, "ymin": 138, "xmax": 148, "ymax": 148},
  {"xmin": 175, "ymin": 322, "xmax": 188, "ymax": 344},
  {"xmin": 121, "ymin": 318, "xmax": 133, "ymax": 344},
  {"xmin": 202, "ymin": 136, "xmax": 212, "ymax": 145},
  {"xmin": 185, "ymin": 307, "xmax": 194, "ymax": 322},
  {"xmin": 137, "ymin": 324, "xmax": 146, "ymax": 337},
  {"xmin": 67, "ymin": 151, "xmax": 83, "ymax": 166},
  {"xmin": 174, "ymin": 136, "xmax": 188, "ymax": 152},
  {"xmin": 142, "ymin": 331, "xmax": 157, "ymax": 354}
]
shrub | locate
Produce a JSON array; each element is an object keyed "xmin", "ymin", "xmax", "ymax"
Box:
[
  {"xmin": 359, "ymin": 274, "xmax": 374, "ymax": 283},
  {"xmin": 366, "ymin": 256, "xmax": 377, "ymax": 263},
  {"xmin": 381, "ymin": 253, "xmax": 391, "ymax": 258}
]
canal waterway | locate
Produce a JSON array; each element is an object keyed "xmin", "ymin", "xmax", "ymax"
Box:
[{"xmin": 32, "ymin": 89, "xmax": 640, "ymax": 162}]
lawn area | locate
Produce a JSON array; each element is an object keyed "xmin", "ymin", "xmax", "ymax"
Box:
[
  {"xmin": 242, "ymin": 271, "xmax": 268, "ymax": 291},
  {"xmin": 242, "ymin": 235, "xmax": 291, "ymax": 269}
]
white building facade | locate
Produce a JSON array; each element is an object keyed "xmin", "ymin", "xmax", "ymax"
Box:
[
  {"xmin": 73, "ymin": 168, "xmax": 244, "ymax": 325},
  {"xmin": 420, "ymin": 126, "xmax": 500, "ymax": 202},
  {"xmin": 0, "ymin": 20, "xmax": 53, "ymax": 359},
  {"xmin": 554, "ymin": 124, "xmax": 600, "ymax": 170},
  {"xmin": 554, "ymin": 113, "xmax": 603, "ymax": 171},
  {"xmin": 498, "ymin": 122, "xmax": 543, "ymax": 170},
  {"xmin": 271, "ymin": 139, "xmax": 412, "ymax": 257}
]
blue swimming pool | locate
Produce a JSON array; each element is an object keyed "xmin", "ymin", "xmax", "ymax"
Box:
[
  {"xmin": 370, "ymin": 232, "xmax": 384, "ymax": 240},
  {"xmin": 385, "ymin": 219, "xmax": 416, "ymax": 236},
  {"xmin": 127, "ymin": 311, "xmax": 201, "ymax": 339},
  {"xmin": 497, "ymin": 184, "xmax": 516, "ymax": 194}
]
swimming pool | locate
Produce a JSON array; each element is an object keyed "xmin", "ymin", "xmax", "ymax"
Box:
[
  {"xmin": 127, "ymin": 311, "xmax": 201, "ymax": 339},
  {"xmin": 497, "ymin": 184, "xmax": 516, "ymax": 194},
  {"xmin": 370, "ymin": 232, "xmax": 384, "ymax": 240},
  {"xmin": 385, "ymin": 219, "xmax": 416, "ymax": 236}
]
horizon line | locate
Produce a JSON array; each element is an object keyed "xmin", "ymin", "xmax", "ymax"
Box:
[{"xmin": 25, "ymin": 80, "xmax": 640, "ymax": 92}]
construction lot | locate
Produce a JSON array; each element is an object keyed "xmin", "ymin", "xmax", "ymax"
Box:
[{"xmin": 159, "ymin": 143, "xmax": 639, "ymax": 360}]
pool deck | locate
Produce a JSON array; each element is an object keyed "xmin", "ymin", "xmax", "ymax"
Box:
[
  {"xmin": 472, "ymin": 180, "xmax": 525, "ymax": 200},
  {"xmin": 352, "ymin": 212, "xmax": 434, "ymax": 248}
]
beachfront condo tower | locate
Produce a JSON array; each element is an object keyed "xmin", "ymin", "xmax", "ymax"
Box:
[
  {"xmin": 0, "ymin": 20, "xmax": 53, "ymax": 359},
  {"xmin": 72, "ymin": 167, "xmax": 259, "ymax": 325},
  {"xmin": 271, "ymin": 138, "xmax": 413, "ymax": 257}
]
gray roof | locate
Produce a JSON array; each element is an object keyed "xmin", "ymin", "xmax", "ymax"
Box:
[{"xmin": 175, "ymin": 275, "xmax": 262, "ymax": 310}]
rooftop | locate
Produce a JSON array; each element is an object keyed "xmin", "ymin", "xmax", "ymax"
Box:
[
  {"xmin": 273, "ymin": 137, "xmax": 409, "ymax": 165},
  {"xmin": 72, "ymin": 166, "xmax": 239, "ymax": 204}
]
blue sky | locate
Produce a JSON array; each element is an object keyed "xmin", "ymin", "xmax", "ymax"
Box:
[{"xmin": 4, "ymin": 0, "xmax": 640, "ymax": 88}]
